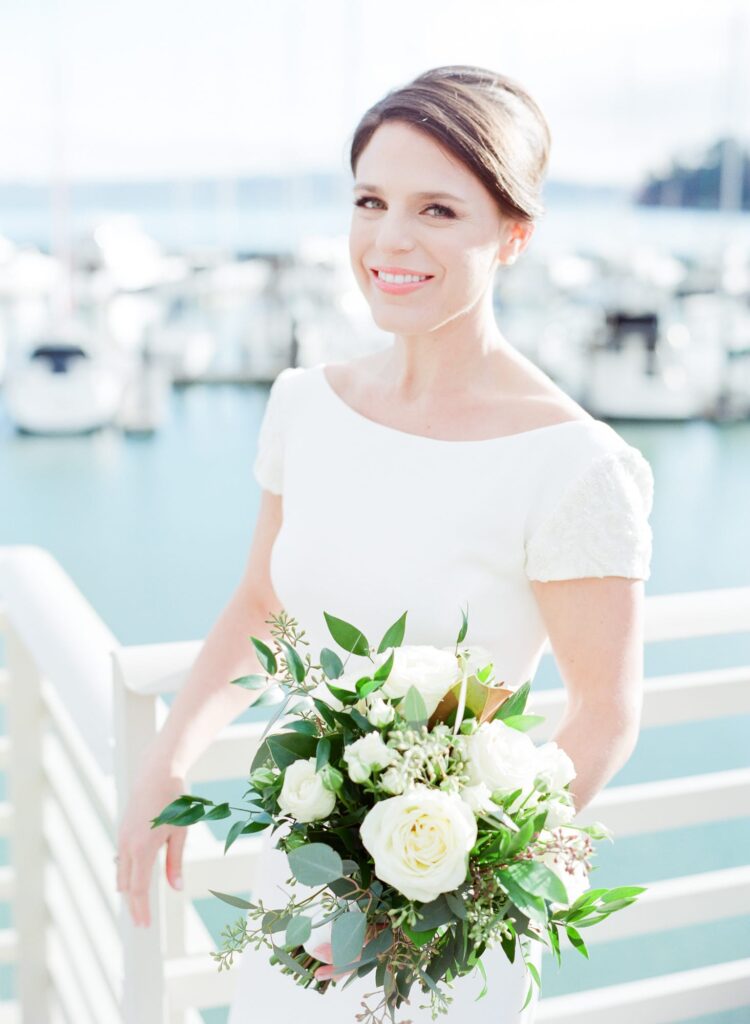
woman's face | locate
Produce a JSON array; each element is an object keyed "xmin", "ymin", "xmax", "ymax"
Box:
[{"xmin": 349, "ymin": 120, "xmax": 529, "ymax": 335}]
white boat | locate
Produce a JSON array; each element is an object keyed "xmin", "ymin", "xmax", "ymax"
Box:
[{"xmin": 3, "ymin": 335, "xmax": 127, "ymax": 434}]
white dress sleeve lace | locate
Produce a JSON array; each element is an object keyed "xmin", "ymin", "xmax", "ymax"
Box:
[
  {"xmin": 524, "ymin": 444, "xmax": 655, "ymax": 582},
  {"xmin": 252, "ymin": 367, "xmax": 295, "ymax": 494}
]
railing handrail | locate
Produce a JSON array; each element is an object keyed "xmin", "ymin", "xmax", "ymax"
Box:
[{"xmin": 0, "ymin": 544, "xmax": 120, "ymax": 774}]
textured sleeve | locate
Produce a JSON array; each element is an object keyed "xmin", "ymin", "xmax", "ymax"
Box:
[
  {"xmin": 252, "ymin": 368, "xmax": 293, "ymax": 494},
  {"xmin": 524, "ymin": 445, "xmax": 655, "ymax": 582}
]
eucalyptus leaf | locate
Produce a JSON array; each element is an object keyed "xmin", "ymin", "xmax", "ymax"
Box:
[
  {"xmin": 320, "ymin": 647, "xmax": 344, "ymax": 679},
  {"xmin": 287, "ymin": 842, "xmax": 344, "ymax": 885},
  {"xmin": 208, "ymin": 889, "xmax": 254, "ymax": 910},
  {"xmin": 285, "ymin": 914, "xmax": 312, "ymax": 948},
  {"xmin": 456, "ymin": 604, "xmax": 469, "ymax": 644},
  {"xmin": 331, "ymin": 910, "xmax": 367, "ymax": 968},
  {"xmin": 401, "ymin": 685, "xmax": 428, "ymax": 726}
]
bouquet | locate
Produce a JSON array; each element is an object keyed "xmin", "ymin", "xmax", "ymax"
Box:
[{"xmin": 153, "ymin": 606, "xmax": 645, "ymax": 1022}]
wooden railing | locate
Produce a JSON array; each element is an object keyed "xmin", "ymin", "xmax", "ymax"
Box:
[{"xmin": 0, "ymin": 544, "xmax": 749, "ymax": 1023}]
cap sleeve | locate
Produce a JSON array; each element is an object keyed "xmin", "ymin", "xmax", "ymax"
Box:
[
  {"xmin": 253, "ymin": 367, "xmax": 296, "ymax": 494},
  {"xmin": 524, "ymin": 445, "xmax": 655, "ymax": 582}
]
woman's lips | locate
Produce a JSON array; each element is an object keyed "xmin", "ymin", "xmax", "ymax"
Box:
[{"xmin": 370, "ymin": 268, "xmax": 434, "ymax": 295}]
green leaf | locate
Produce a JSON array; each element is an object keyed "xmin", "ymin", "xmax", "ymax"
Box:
[
  {"xmin": 600, "ymin": 885, "xmax": 648, "ymax": 902},
  {"xmin": 356, "ymin": 675, "xmax": 386, "ymax": 699},
  {"xmin": 445, "ymin": 891, "xmax": 467, "ymax": 919},
  {"xmin": 495, "ymin": 869, "xmax": 549, "ymax": 925},
  {"xmin": 250, "ymin": 637, "xmax": 277, "ymax": 675},
  {"xmin": 413, "ymin": 895, "xmax": 454, "ymax": 930},
  {"xmin": 316, "ymin": 737, "xmax": 331, "ymax": 772},
  {"xmin": 493, "ymin": 679, "xmax": 531, "ymax": 720},
  {"xmin": 456, "ymin": 604, "xmax": 469, "ymax": 644},
  {"xmin": 325, "ymin": 681, "xmax": 359, "ymax": 705},
  {"xmin": 331, "ymin": 909, "xmax": 367, "ymax": 968},
  {"xmin": 203, "ymin": 802, "xmax": 232, "ymax": 820},
  {"xmin": 250, "ymin": 686, "xmax": 286, "ymax": 708},
  {"xmin": 287, "ymin": 842, "xmax": 344, "ymax": 885},
  {"xmin": 377, "ymin": 612, "xmax": 407, "ymax": 653},
  {"xmin": 373, "ymin": 648, "xmax": 395, "ymax": 680},
  {"xmin": 312, "ymin": 697, "xmax": 336, "ymax": 728},
  {"xmin": 152, "ymin": 803, "xmax": 206, "ymax": 827},
  {"xmin": 224, "ymin": 818, "xmax": 246, "ymax": 853},
  {"xmin": 271, "ymin": 944, "xmax": 314, "ymax": 980},
  {"xmin": 285, "ymin": 914, "xmax": 312, "ymax": 948},
  {"xmin": 278, "ymin": 638, "xmax": 306, "ymax": 683},
  {"xmin": 501, "ymin": 860, "xmax": 569, "ymax": 905},
  {"xmin": 320, "ymin": 647, "xmax": 344, "ymax": 679},
  {"xmin": 229, "ymin": 673, "xmax": 269, "ymax": 690},
  {"xmin": 403, "ymin": 923, "xmax": 438, "ymax": 947},
  {"xmin": 283, "ymin": 719, "xmax": 319, "ymax": 736},
  {"xmin": 349, "ymin": 707, "xmax": 375, "ymax": 733},
  {"xmin": 401, "ymin": 685, "xmax": 428, "ymax": 726},
  {"xmin": 208, "ymin": 889, "xmax": 254, "ymax": 909},
  {"xmin": 565, "ymin": 924, "xmax": 589, "ymax": 957},
  {"xmin": 267, "ymin": 732, "xmax": 317, "ymax": 770},
  {"xmin": 323, "ymin": 612, "xmax": 370, "ymax": 656},
  {"xmin": 502, "ymin": 714, "xmax": 545, "ymax": 732}
]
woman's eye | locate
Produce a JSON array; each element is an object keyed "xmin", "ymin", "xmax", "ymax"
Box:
[{"xmin": 353, "ymin": 197, "xmax": 455, "ymax": 219}]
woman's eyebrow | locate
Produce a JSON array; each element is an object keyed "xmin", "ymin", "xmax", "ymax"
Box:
[{"xmin": 353, "ymin": 183, "xmax": 467, "ymax": 204}]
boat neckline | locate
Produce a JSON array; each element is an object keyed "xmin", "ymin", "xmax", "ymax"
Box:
[{"xmin": 313, "ymin": 362, "xmax": 602, "ymax": 446}]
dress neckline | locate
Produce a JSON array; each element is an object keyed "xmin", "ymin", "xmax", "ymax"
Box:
[{"xmin": 313, "ymin": 362, "xmax": 600, "ymax": 447}]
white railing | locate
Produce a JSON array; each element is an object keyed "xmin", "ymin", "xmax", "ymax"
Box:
[{"xmin": 0, "ymin": 543, "xmax": 749, "ymax": 1023}]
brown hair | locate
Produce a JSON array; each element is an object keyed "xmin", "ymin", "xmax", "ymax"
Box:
[{"xmin": 348, "ymin": 65, "xmax": 551, "ymax": 223}]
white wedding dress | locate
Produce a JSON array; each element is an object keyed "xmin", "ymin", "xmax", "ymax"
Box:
[{"xmin": 226, "ymin": 362, "xmax": 654, "ymax": 1024}]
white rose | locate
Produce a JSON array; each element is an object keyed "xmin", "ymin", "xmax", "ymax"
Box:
[
  {"xmin": 366, "ymin": 695, "xmax": 395, "ymax": 728},
  {"xmin": 376, "ymin": 645, "xmax": 460, "ymax": 717},
  {"xmin": 343, "ymin": 732, "xmax": 398, "ymax": 783},
  {"xmin": 534, "ymin": 741, "xmax": 577, "ymax": 792},
  {"xmin": 536, "ymin": 827, "xmax": 590, "ymax": 908},
  {"xmin": 360, "ymin": 786, "xmax": 478, "ymax": 903},
  {"xmin": 466, "ymin": 719, "xmax": 539, "ymax": 801},
  {"xmin": 378, "ymin": 766, "xmax": 405, "ymax": 795},
  {"xmin": 277, "ymin": 757, "xmax": 336, "ymax": 822},
  {"xmin": 542, "ymin": 795, "xmax": 576, "ymax": 828},
  {"xmin": 460, "ymin": 781, "xmax": 498, "ymax": 815}
]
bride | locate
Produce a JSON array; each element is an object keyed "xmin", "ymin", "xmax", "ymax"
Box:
[{"xmin": 115, "ymin": 65, "xmax": 654, "ymax": 1023}]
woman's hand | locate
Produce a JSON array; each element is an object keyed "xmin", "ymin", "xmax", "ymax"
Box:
[{"xmin": 115, "ymin": 767, "xmax": 189, "ymax": 927}]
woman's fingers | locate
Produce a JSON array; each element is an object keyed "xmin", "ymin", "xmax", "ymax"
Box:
[
  {"xmin": 128, "ymin": 845, "xmax": 158, "ymax": 927},
  {"xmin": 165, "ymin": 828, "xmax": 186, "ymax": 890},
  {"xmin": 115, "ymin": 847, "xmax": 131, "ymax": 894}
]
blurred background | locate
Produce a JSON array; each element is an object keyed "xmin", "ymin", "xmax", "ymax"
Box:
[{"xmin": 1, "ymin": 1, "xmax": 749, "ymax": 1022}]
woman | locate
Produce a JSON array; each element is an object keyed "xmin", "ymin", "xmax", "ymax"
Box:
[{"xmin": 116, "ymin": 65, "xmax": 654, "ymax": 1023}]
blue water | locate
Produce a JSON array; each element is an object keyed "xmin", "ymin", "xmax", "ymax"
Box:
[{"xmin": 1, "ymin": 383, "xmax": 749, "ymax": 1022}]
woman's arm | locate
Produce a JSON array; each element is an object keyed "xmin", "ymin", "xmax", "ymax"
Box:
[
  {"xmin": 116, "ymin": 489, "xmax": 285, "ymax": 926},
  {"xmin": 529, "ymin": 575, "xmax": 646, "ymax": 814}
]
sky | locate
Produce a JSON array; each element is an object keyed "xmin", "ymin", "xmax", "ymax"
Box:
[{"xmin": 1, "ymin": 0, "xmax": 748, "ymax": 187}]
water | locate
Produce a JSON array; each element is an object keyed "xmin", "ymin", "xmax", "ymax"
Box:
[
  {"xmin": 1, "ymin": 382, "xmax": 749, "ymax": 1021},
  {"xmin": 2, "ymin": 176, "xmax": 750, "ymax": 263}
]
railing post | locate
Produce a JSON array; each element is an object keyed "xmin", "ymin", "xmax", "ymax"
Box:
[
  {"xmin": 112, "ymin": 649, "xmax": 168, "ymax": 1024},
  {"xmin": 4, "ymin": 618, "xmax": 51, "ymax": 1023}
]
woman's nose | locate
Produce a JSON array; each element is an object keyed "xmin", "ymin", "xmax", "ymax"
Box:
[{"xmin": 375, "ymin": 213, "xmax": 415, "ymax": 253}]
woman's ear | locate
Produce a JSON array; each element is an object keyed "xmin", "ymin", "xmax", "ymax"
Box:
[{"xmin": 498, "ymin": 221, "xmax": 535, "ymax": 265}]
